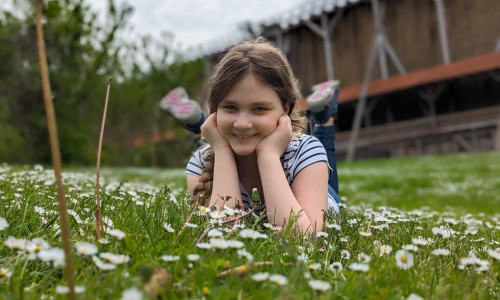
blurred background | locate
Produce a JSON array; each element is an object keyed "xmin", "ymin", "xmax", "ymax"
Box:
[{"xmin": 1, "ymin": 0, "xmax": 499, "ymax": 167}]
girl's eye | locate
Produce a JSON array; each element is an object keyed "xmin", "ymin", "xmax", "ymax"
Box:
[
  {"xmin": 223, "ymin": 105, "xmax": 237, "ymax": 111},
  {"xmin": 253, "ymin": 107, "xmax": 267, "ymax": 112}
]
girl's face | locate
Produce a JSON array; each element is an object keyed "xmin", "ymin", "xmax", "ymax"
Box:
[{"xmin": 216, "ymin": 74, "xmax": 288, "ymax": 157}]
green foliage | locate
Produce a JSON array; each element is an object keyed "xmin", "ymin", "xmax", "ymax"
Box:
[{"xmin": 0, "ymin": 0, "xmax": 206, "ymax": 167}]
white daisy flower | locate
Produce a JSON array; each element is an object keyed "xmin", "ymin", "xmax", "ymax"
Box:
[
  {"xmin": 184, "ymin": 222, "xmax": 198, "ymax": 228},
  {"xmin": 0, "ymin": 217, "xmax": 8, "ymax": 230},
  {"xmin": 308, "ymin": 280, "xmax": 331, "ymax": 291},
  {"xmin": 328, "ymin": 262, "xmax": 343, "ymax": 272},
  {"xmin": 379, "ymin": 245, "xmax": 392, "ymax": 256},
  {"xmin": 161, "ymin": 255, "xmax": 180, "ymax": 262},
  {"xmin": 4, "ymin": 237, "xmax": 29, "ymax": 251},
  {"xmin": 163, "ymin": 223, "xmax": 175, "ymax": 233},
  {"xmin": 357, "ymin": 252, "xmax": 371, "ymax": 263},
  {"xmin": 395, "ymin": 250, "xmax": 414, "ymax": 269},
  {"xmin": 269, "ymin": 274, "xmax": 288, "ymax": 285},
  {"xmin": 307, "ymin": 263, "xmax": 321, "ymax": 270},
  {"xmin": 0, "ymin": 268, "xmax": 12, "ymax": 278},
  {"xmin": 100, "ymin": 253, "xmax": 130, "ymax": 264},
  {"xmin": 187, "ymin": 254, "xmax": 200, "ymax": 261},
  {"xmin": 237, "ymin": 249, "xmax": 254, "ymax": 261},
  {"xmin": 411, "ymin": 237, "xmax": 428, "ymax": 246},
  {"xmin": 251, "ymin": 272, "xmax": 269, "ymax": 282},
  {"xmin": 487, "ymin": 249, "xmax": 500, "ymax": 260},
  {"xmin": 196, "ymin": 243, "xmax": 212, "ymax": 249},
  {"xmin": 120, "ymin": 287, "xmax": 143, "ymax": 300},
  {"xmin": 239, "ymin": 229, "xmax": 267, "ymax": 239},
  {"xmin": 341, "ymin": 249, "xmax": 350, "ymax": 260},
  {"xmin": 207, "ymin": 229, "xmax": 224, "ymax": 238},
  {"xmin": 359, "ymin": 231, "xmax": 372, "ymax": 237},
  {"xmin": 37, "ymin": 248, "xmax": 65, "ymax": 267},
  {"xmin": 107, "ymin": 229, "xmax": 126, "ymax": 240},
  {"xmin": 55, "ymin": 285, "xmax": 85, "ymax": 295},
  {"xmin": 431, "ymin": 249, "xmax": 451, "ymax": 256},
  {"xmin": 348, "ymin": 263, "xmax": 369, "ymax": 272},
  {"xmin": 316, "ymin": 231, "xmax": 328, "ymax": 238},
  {"xmin": 93, "ymin": 256, "xmax": 116, "ymax": 270},
  {"xmin": 75, "ymin": 241, "xmax": 98, "ymax": 256}
]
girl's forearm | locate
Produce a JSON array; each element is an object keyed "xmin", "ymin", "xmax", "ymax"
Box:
[
  {"xmin": 210, "ymin": 151, "xmax": 242, "ymax": 209},
  {"xmin": 257, "ymin": 153, "xmax": 318, "ymax": 232}
]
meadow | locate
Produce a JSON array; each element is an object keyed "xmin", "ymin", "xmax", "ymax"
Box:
[{"xmin": 0, "ymin": 151, "xmax": 499, "ymax": 299}]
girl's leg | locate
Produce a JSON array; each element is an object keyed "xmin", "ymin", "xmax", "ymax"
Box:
[
  {"xmin": 307, "ymin": 81, "xmax": 340, "ymax": 204},
  {"xmin": 314, "ymin": 124, "xmax": 340, "ymax": 203}
]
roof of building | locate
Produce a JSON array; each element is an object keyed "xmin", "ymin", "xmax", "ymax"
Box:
[{"xmin": 185, "ymin": 0, "xmax": 362, "ymax": 60}]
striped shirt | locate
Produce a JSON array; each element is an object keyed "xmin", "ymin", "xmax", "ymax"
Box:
[{"xmin": 186, "ymin": 134, "xmax": 339, "ymax": 214}]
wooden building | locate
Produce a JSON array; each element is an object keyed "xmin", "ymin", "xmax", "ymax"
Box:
[{"xmin": 196, "ymin": 0, "xmax": 500, "ymax": 160}]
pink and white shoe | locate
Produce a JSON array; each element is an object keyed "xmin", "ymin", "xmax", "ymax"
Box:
[
  {"xmin": 306, "ymin": 80, "xmax": 340, "ymax": 113},
  {"xmin": 159, "ymin": 87, "xmax": 202, "ymax": 125}
]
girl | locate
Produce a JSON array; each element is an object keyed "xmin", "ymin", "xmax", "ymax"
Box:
[{"xmin": 161, "ymin": 38, "xmax": 340, "ymax": 233}]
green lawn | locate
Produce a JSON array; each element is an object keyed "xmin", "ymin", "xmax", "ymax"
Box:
[{"xmin": 0, "ymin": 151, "xmax": 499, "ymax": 299}]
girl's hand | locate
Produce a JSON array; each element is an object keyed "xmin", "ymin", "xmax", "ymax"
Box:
[
  {"xmin": 200, "ymin": 113, "xmax": 231, "ymax": 153},
  {"xmin": 256, "ymin": 114, "xmax": 292, "ymax": 158}
]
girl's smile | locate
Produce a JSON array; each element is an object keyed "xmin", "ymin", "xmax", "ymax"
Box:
[{"xmin": 216, "ymin": 74, "xmax": 287, "ymax": 157}]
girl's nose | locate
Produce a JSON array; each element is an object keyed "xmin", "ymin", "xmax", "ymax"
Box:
[{"xmin": 233, "ymin": 113, "xmax": 252, "ymax": 129}]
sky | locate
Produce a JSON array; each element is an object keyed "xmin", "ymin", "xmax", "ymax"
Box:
[{"xmin": 85, "ymin": 0, "xmax": 307, "ymax": 50}]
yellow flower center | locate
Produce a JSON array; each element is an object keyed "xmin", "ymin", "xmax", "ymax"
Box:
[
  {"xmin": 81, "ymin": 248, "xmax": 88, "ymax": 253},
  {"xmin": 383, "ymin": 248, "xmax": 387, "ymax": 252},
  {"xmin": 0, "ymin": 270, "xmax": 6, "ymax": 276},
  {"xmin": 202, "ymin": 287, "xmax": 210, "ymax": 294},
  {"xmin": 401, "ymin": 256, "xmax": 407, "ymax": 263},
  {"xmin": 274, "ymin": 279, "xmax": 281, "ymax": 284},
  {"xmin": 34, "ymin": 245, "xmax": 42, "ymax": 252}
]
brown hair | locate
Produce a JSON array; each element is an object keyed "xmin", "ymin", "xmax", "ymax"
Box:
[{"xmin": 193, "ymin": 37, "xmax": 306, "ymax": 205}]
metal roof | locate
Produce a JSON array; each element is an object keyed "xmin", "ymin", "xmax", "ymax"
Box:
[{"xmin": 184, "ymin": 0, "xmax": 363, "ymax": 61}]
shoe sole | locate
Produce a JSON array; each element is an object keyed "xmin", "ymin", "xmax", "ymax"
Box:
[
  {"xmin": 307, "ymin": 80, "xmax": 340, "ymax": 113},
  {"xmin": 159, "ymin": 87, "xmax": 202, "ymax": 124}
]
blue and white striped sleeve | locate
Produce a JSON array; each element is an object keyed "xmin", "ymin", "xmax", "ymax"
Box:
[
  {"xmin": 292, "ymin": 135, "xmax": 329, "ymax": 179},
  {"xmin": 186, "ymin": 147, "xmax": 209, "ymax": 177}
]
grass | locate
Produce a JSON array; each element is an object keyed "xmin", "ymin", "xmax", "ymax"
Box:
[{"xmin": 0, "ymin": 151, "xmax": 499, "ymax": 299}]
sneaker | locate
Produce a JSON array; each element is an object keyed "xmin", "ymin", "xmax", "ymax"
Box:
[
  {"xmin": 307, "ymin": 80, "xmax": 340, "ymax": 124},
  {"xmin": 159, "ymin": 87, "xmax": 203, "ymax": 125},
  {"xmin": 306, "ymin": 80, "xmax": 340, "ymax": 113}
]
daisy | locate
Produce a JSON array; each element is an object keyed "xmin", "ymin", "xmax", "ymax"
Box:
[
  {"xmin": 37, "ymin": 248, "xmax": 65, "ymax": 267},
  {"xmin": 163, "ymin": 223, "xmax": 175, "ymax": 233},
  {"xmin": 184, "ymin": 222, "xmax": 198, "ymax": 228},
  {"xmin": 196, "ymin": 243, "xmax": 212, "ymax": 249},
  {"xmin": 328, "ymin": 262, "xmax": 343, "ymax": 272},
  {"xmin": 161, "ymin": 255, "xmax": 180, "ymax": 262},
  {"xmin": 239, "ymin": 228, "xmax": 267, "ymax": 239},
  {"xmin": 0, "ymin": 217, "xmax": 8, "ymax": 230},
  {"xmin": 326, "ymin": 223, "xmax": 341, "ymax": 230},
  {"xmin": 269, "ymin": 274, "xmax": 288, "ymax": 285},
  {"xmin": 402, "ymin": 244, "xmax": 419, "ymax": 252},
  {"xmin": 207, "ymin": 229, "xmax": 224, "ymax": 238},
  {"xmin": 395, "ymin": 250, "xmax": 414, "ymax": 269},
  {"xmin": 308, "ymin": 263, "xmax": 321, "ymax": 270},
  {"xmin": 308, "ymin": 280, "xmax": 331, "ymax": 291},
  {"xmin": 237, "ymin": 249, "xmax": 254, "ymax": 261},
  {"xmin": 316, "ymin": 231, "xmax": 329, "ymax": 238},
  {"xmin": 0, "ymin": 268, "xmax": 12, "ymax": 278},
  {"xmin": 357, "ymin": 252, "xmax": 371, "ymax": 263},
  {"xmin": 187, "ymin": 254, "xmax": 200, "ymax": 261},
  {"xmin": 75, "ymin": 241, "xmax": 98, "ymax": 256},
  {"xmin": 411, "ymin": 237, "xmax": 428, "ymax": 246},
  {"xmin": 359, "ymin": 231, "xmax": 372, "ymax": 237},
  {"xmin": 55, "ymin": 285, "xmax": 85, "ymax": 295},
  {"xmin": 4, "ymin": 237, "xmax": 29, "ymax": 251},
  {"xmin": 379, "ymin": 245, "xmax": 392, "ymax": 256},
  {"xmin": 93, "ymin": 256, "xmax": 116, "ymax": 270},
  {"xmin": 120, "ymin": 287, "xmax": 143, "ymax": 300},
  {"xmin": 251, "ymin": 272, "xmax": 269, "ymax": 282},
  {"xmin": 100, "ymin": 253, "xmax": 130, "ymax": 264},
  {"xmin": 431, "ymin": 249, "xmax": 451, "ymax": 256},
  {"xmin": 107, "ymin": 229, "xmax": 126, "ymax": 240},
  {"xmin": 487, "ymin": 249, "xmax": 500, "ymax": 260},
  {"xmin": 340, "ymin": 249, "xmax": 351, "ymax": 260},
  {"xmin": 348, "ymin": 263, "xmax": 369, "ymax": 272}
]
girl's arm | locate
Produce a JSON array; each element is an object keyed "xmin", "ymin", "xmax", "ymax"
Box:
[
  {"xmin": 197, "ymin": 113, "xmax": 242, "ymax": 209},
  {"xmin": 257, "ymin": 115, "xmax": 328, "ymax": 232}
]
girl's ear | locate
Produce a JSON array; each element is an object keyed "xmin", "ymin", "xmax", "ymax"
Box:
[{"xmin": 284, "ymin": 103, "xmax": 290, "ymax": 115}]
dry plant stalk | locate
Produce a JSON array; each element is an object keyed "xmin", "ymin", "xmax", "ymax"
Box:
[
  {"xmin": 95, "ymin": 79, "xmax": 112, "ymax": 244},
  {"xmin": 34, "ymin": 1, "xmax": 76, "ymax": 299}
]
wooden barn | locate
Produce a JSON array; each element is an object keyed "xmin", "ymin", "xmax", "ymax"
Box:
[{"xmin": 194, "ymin": 0, "xmax": 500, "ymax": 161}]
